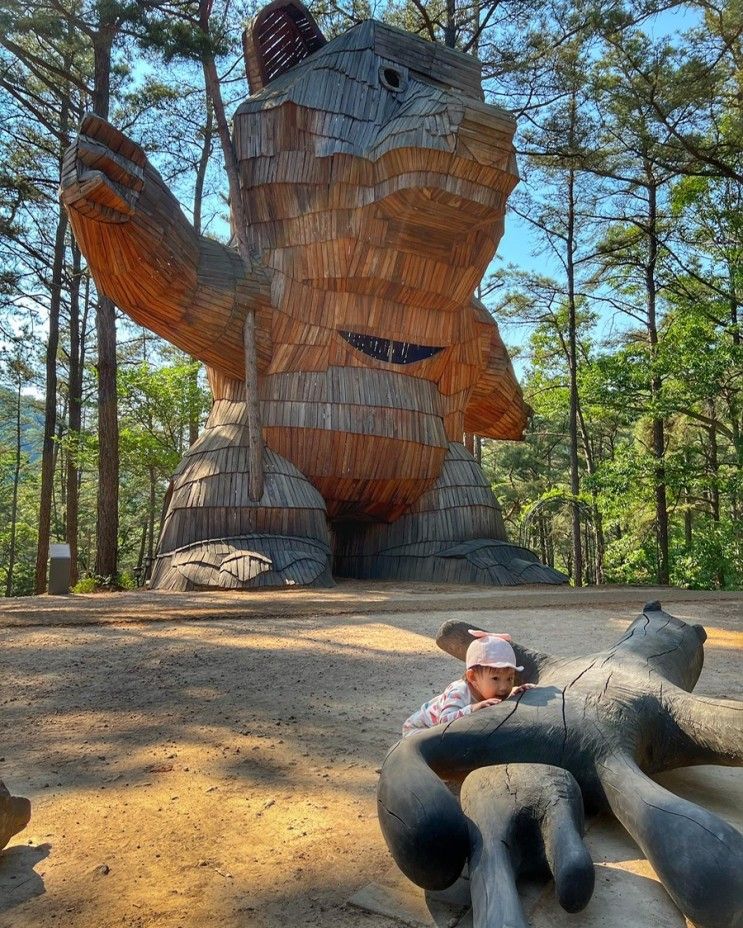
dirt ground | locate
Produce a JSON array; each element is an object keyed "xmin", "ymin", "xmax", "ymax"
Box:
[{"xmin": 0, "ymin": 584, "xmax": 740, "ymax": 928}]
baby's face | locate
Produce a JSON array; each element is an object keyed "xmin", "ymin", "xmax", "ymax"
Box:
[{"xmin": 471, "ymin": 666, "xmax": 515, "ymax": 700}]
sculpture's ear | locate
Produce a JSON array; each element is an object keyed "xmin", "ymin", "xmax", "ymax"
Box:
[{"xmin": 243, "ymin": 0, "xmax": 327, "ymax": 94}]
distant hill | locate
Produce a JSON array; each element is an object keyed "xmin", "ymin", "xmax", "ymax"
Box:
[{"xmin": 0, "ymin": 386, "xmax": 45, "ymax": 461}]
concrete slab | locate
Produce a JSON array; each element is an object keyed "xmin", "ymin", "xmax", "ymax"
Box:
[{"xmin": 349, "ymin": 866, "xmax": 468, "ymax": 927}]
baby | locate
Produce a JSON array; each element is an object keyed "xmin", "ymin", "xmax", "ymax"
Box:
[{"xmin": 402, "ymin": 630, "xmax": 535, "ymax": 737}]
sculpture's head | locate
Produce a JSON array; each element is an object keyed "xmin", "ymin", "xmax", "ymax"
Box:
[
  {"xmin": 235, "ymin": 0, "xmax": 518, "ymax": 309},
  {"xmin": 621, "ymin": 601, "xmax": 707, "ymax": 691}
]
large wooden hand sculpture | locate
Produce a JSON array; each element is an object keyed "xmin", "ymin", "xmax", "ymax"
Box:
[
  {"xmin": 62, "ymin": 0, "xmax": 565, "ymax": 590},
  {"xmin": 0, "ymin": 781, "xmax": 31, "ymax": 853},
  {"xmin": 377, "ymin": 602, "xmax": 743, "ymax": 928}
]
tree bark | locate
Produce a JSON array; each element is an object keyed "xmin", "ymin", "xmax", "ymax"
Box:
[
  {"xmin": 92, "ymin": 28, "xmax": 120, "ymax": 581},
  {"xmin": 444, "ymin": 0, "xmax": 456, "ymax": 47},
  {"xmin": 35, "ymin": 198, "xmax": 68, "ymax": 593},
  {"xmin": 198, "ymin": 0, "xmax": 263, "ymax": 500},
  {"xmin": 566, "ymin": 162, "xmax": 582, "ymax": 587},
  {"xmin": 66, "ymin": 241, "xmax": 82, "ymax": 584},
  {"xmin": 188, "ymin": 97, "xmax": 214, "ymax": 448},
  {"xmin": 6, "ymin": 366, "xmax": 23, "ymax": 597},
  {"xmin": 644, "ymin": 170, "xmax": 669, "ymax": 585},
  {"xmin": 95, "ymin": 293, "xmax": 119, "ymax": 579}
]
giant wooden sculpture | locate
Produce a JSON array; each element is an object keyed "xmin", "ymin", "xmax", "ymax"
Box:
[
  {"xmin": 61, "ymin": 1, "xmax": 565, "ymax": 589},
  {"xmin": 0, "ymin": 781, "xmax": 31, "ymax": 853},
  {"xmin": 377, "ymin": 602, "xmax": 743, "ymax": 928}
]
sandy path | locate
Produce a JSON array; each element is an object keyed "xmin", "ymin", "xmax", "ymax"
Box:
[{"xmin": 0, "ymin": 590, "xmax": 740, "ymax": 927}]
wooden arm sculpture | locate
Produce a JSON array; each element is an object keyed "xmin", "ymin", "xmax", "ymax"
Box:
[{"xmin": 61, "ymin": 113, "xmax": 273, "ymax": 382}]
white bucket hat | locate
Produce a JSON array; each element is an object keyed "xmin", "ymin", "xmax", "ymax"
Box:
[{"xmin": 466, "ymin": 630, "xmax": 524, "ymax": 671}]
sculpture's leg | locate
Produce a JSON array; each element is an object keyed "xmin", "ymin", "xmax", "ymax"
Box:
[
  {"xmin": 377, "ymin": 738, "xmax": 470, "ymax": 890},
  {"xmin": 665, "ymin": 689, "xmax": 743, "ymax": 768},
  {"xmin": 435, "ymin": 619, "xmax": 558, "ymax": 683},
  {"xmin": 597, "ymin": 753, "xmax": 743, "ymax": 928},
  {"xmin": 460, "ymin": 765, "xmax": 594, "ymax": 928},
  {"xmin": 334, "ymin": 443, "xmax": 565, "ymax": 584},
  {"xmin": 151, "ymin": 380, "xmax": 333, "ymax": 590},
  {"xmin": 0, "ymin": 781, "xmax": 31, "ymax": 852},
  {"xmin": 377, "ymin": 697, "xmax": 564, "ymax": 889},
  {"xmin": 462, "ymin": 775, "xmax": 528, "ymax": 928}
]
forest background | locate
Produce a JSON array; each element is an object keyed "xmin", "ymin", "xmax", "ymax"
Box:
[{"xmin": 0, "ymin": 0, "xmax": 740, "ymax": 595}]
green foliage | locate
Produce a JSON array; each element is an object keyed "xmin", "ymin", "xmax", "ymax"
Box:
[
  {"xmin": 1, "ymin": 0, "xmax": 741, "ymax": 595},
  {"xmin": 71, "ymin": 569, "xmax": 137, "ymax": 593}
]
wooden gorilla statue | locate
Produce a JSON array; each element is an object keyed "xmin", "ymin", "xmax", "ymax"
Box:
[
  {"xmin": 61, "ymin": 0, "xmax": 565, "ymax": 590},
  {"xmin": 0, "ymin": 781, "xmax": 31, "ymax": 853},
  {"xmin": 378, "ymin": 603, "xmax": 743, "ymax": 928}
]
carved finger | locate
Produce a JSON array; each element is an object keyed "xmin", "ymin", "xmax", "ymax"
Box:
[
  {"xmin": 76, "ymin": 137, "xmax": 145, "ymax": 192},
  {"xmin": 79, "ymin": 112, "xmax": 146, "ymax": 167},
  {"xmin": 377, "ymin": 738, "xmax": 469, "ymax": 890},
  {"xmin": 435, "ymin": 619, "xmax": 556, "ymax": 682},
  {"xmin": 598, "ymin": 753, "xmax": 743, "ymax": 928},
  {"xmin": 461, "ymin": 772, "xmax": 529, "ymax": 928},
  {"xmin": 460, "ymin": 764, "xmax": 594, "ymax": 928},
  {"xmin": 666, "ymin": 689, "xmax": 743, "ymax": 767},
  {"xmin": 61, "ymin": 168, "xmax": 136, "ymax": 222}
]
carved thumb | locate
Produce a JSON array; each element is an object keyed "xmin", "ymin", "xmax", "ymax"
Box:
[{"xmin": 468, "ymin": 630, "xmax": 512, "ymax": 642}]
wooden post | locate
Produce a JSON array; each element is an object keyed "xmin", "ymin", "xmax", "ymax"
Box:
[
  {"xmin": 199, "ymin": 0, "xmax": 264, "ymax": 500},
  {"xmin": 243, "ymin": 312, "xmax": 264, "ymax": 500}
]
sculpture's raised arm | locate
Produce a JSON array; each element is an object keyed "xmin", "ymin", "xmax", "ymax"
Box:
[{"xmin": 61, "ymin": 113, "xmax": 272, "ymax": 381}]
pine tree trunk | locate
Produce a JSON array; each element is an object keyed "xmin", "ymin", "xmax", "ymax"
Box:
[
  {"xmin": 444, "ymin": 0, "xmax": 456, "ymax": 47},
  {"xmin": 147, "ymin": 464, "xmax": 156, "ymax": 566},
  {"xmin": 644, "ymin": 171, "xmax": 669, "ymax": 585},
  {"xmin": 35, "ymin": 198, "xmax": 68, "ymax": 593},
  {"xmin": 566, "ymin": 162, "xmax": 583, "ymax": 587},
  {"xmin": 66, "ymin": 242, "xmax": 82, "ymax": 585},
  {"xmin": 188, "ymin": 98, "xmax": 213, "ymax": 448},
  {"xmin": 92, "ymin": 29, "xmax": 119, "ymax": 582},
  {"xmin": 6, "ymin": 370, "xmax": 23, "ymax": 597},
  {"xmin": 707, "ymin": 407, "xmax": 725, "ymax": 588},
  {"xmin": 725, "ymin": 252, "xmax": 741, "ymax": 528},
  {"xmin": 95, "ymin": 295, "xmax": 119, "ymax": 580}
]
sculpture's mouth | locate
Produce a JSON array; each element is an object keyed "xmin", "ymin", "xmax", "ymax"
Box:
[{"xmin": 339, "ymin": 330, "xmax": 444, "ymax": 365}]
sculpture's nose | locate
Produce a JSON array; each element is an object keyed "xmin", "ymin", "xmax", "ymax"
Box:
[{"xmin": 457, "ymin": 100, "xmax": 518, "ymax": 172}]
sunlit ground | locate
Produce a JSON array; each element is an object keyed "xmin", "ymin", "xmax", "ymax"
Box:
[{"xmin": 0, "ymin": 591, "xmax": 740, "ymax": 928}]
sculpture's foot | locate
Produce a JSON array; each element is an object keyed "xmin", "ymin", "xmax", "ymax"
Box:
[
  {"xmin": 335, "ymin": 443, "xmax": 565, "ymax": 584},
  {"xmin": 152, "ymin": 533, "xmax": 332, "ymax": 590},
  {"xmin": 151, "ymin": 396, "xmax": 332, "ymax": 590},
  {"xmin": 0, "ymin": 781, "xmax": 31, "ymax": 852},
  {"xmin": 598, "ymin": 753, "xmax": 743, "ymax": 928},
  {"xmin": 460, "ymin": 764, "xmax": 594, "ymax": 928},
  {"xmin": 340, "ymin": 538, "xmax": 565, "ymax": 585}
]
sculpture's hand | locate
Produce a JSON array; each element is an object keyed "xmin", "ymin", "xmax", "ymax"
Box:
[
  {"xmin": 61, "ymin": 113, "xmax": 146, "ymax": 223},
  {"xmin": 510, "ymin": 683, "xmax": 537, "ymax": 696},
  {"xmin": 472, "ymin": 697, "xmax": 503, "ymax": 711}
]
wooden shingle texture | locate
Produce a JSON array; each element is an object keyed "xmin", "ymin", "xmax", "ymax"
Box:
[{"xmin": 62, "ymin": 4, "xmax": 562, "ymax": 590}]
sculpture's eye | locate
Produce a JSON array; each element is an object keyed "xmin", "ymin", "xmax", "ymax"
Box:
[{"xmin": 380, "ymin": 65, "xmax": 406, "ymax": 93}]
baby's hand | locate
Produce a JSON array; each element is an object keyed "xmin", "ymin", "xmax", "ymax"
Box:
[
  {"xmin": 472, "ymin": 697, "xmax": 503, "ymax": 711},
  {"xmin": 510, "ymin": 683, "xmax": 537, "ymax": 697}
]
